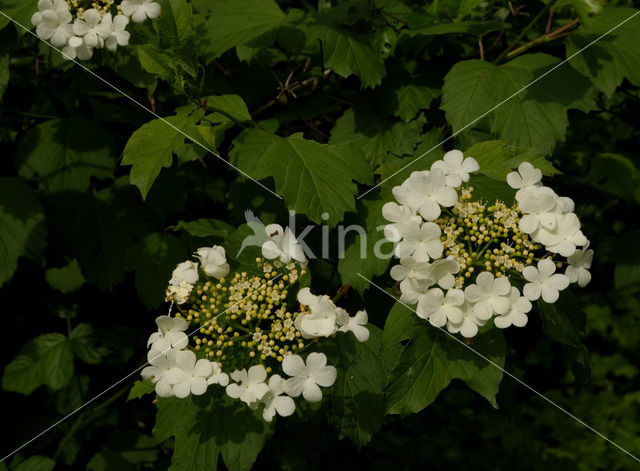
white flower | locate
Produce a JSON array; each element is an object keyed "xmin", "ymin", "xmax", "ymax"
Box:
[
  {"xmin": 391, "ymin": 175, "xmax": 420, "ymax": 207},
  {"xmin": 494, "ymin": 287, "xmax": 532, "ymax": 328},
  {"xmin": 517, "ymin": 187, "xmax": 559, "ymax": 235},
  {"xmin": 141, "ymin": 349, "xmax": 186, "ymax": 397},
  {"xmin": 336, "ymin": 309, "xmax": 369, "ymax": 342},
  {"xmin": 446, "ymin": 303, "xmax": 486, "ymax": 338},
  {"xmin": 405, "ymin": 168, "xmax": 458, "ymax": 220},
  {"xmin": 73, "ymin": 9, "xmax": 108, "ymax": 48},
  {"xmin": 382, "ymin": 202, "xmax": 420, "ymax": 242},
  {"xmin": 507, "ymin": 162, "xmax": 542, "ymax": 193},
  {"xmin": 261, "ymin": 224, "xmax": 306, "ymax": 264},
  {"xmin": 539, "ymin": 213, "xmax": 588, "ymax": 257},
  {"xmin": 31, "ymin": 0, "xmax": 73, "ymax": 47},
  {"xmin": 282, "ymin": 352, "xmax": 337, "ymax": 402},
  {"xmin": 121, "ymin": 0, "xmax": 162, "ymax": 23},
  {"xmin": 565, "ymin": 244, "xmax": 593, "ymax": 287},
  {"xmin": 147, "ymin": 315, "xmax": 188, "ymax": 351},
  {"xmin": 429, "ymin": 258, "xmax": 460, "ymax": 289},
  {"xmin": 431, "ymin": 150, "xmax": 479, "ymax": 188},
  {"xmin": 99, "ymin": 13, "xmax": 130, "ymax": 52},
  {"xmin": 206, "ymin": 362, "xmax": 229, "ymax": 387},
  {"xmin": 164, "ymin": 280, "xmax": 193, "ymax": 305},
  {"xmin": 226, "ymin": 365, "xmax": 270, "ymax": 405},
  {"xmin": 523, "ymin": 259, "xmax": 570, "ymax": 303},
  {"xmin": 195, "ymin": 246, "xmax": 230, "ymax": 279},
  {"xmin": 398, "ymin": 277, "xmax": 435, "ymax": 305},
  {"xmin": 62, "ymin": 36, "xmax": 94, "ymax": 61},
  {"xmin": 294, "ymin": 288, "xmax": 337, "ymax": 338},
  {"xmin": 417, "ymin": 288, "xmax": 465, "ymax": 327},
  {"xmin": 261, "ymin": 375, "xmax": 296, "ymax": 422},
  {"xmin": 390, "ymin": 257, "xmax": 433, "ymax": 282},
  {"xmin": 169, "ymin": 260, "xmax": 199, "ymax": 285},
  {"xmin": 464, "ymin": 272, "xmax": 511, "ymax": 320},
  {"xmin": 394, "ymin": 221, "xmax": 444, "ymax": 262},
  {"xmin": 172, "ymin": 350, "xmax": 212, "ymax": 398}
]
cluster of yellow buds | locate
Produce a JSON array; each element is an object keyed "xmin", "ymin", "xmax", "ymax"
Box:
[
  {"xmin": 436, "ymin": 186, "xmax": 546, "ymax": 289},
  {"xmin": 66, "ymin": 0, "xmax": 116, "ymax": 17},
  {"xmin": 174, "ymin": 258, "xmax": 310, "ymax": 373}
]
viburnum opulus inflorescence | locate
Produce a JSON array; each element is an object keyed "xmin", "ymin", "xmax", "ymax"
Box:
[
  {"xmin": 142, "ymin": 230, "xmax": 369, "ymax": 422},
  {"xmin": 383, "ymin": 151, "xmax": 593, "ymax": 338},
  {"xmin": 30, "ymin": 0, "xmax": 160, "ymax": 60}
]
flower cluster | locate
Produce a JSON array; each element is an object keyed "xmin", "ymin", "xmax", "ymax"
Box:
[
  {"xmin": 383, "ymin": 151, "xmax": 593, "ymax": 338},
  {"xmin": 30, "ymin": 0, "xmax": 160, "ymax": 61},
  {"xmin": 142, "ymin": 238, "xmax": 369, "ymax": 422}
]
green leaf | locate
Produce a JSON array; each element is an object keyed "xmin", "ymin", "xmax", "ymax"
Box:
[
  {"xmin": 171, "ymin": 218, "xmax": 234, "ymax": 239},
  {"xmin": 584, "ymin": 153, "xmax": 640, "ymax": 202},
  {"xmin": 442, "ymin": 54, "xmax": 595, "ymax": 154},
  {"xmin": 45, "ymin": 259, "xmax": 85, "ymax": 294},
  {"xmin": 383, "ymin": 303, "xmax": 505, "ymax": 414},
  {"xmin": 230, "ymin": 129, "xmax": 372, "ymax": 225},
  {"xmin": 0, "ymin": 52, "xmax": 8, "ymax": 101},
  {"xmin": 12, "ymin": 456, "xmax": 56, "ymax": 471},
  {"xmin": 203, "ymin": 94, "xmax": 252, "ymax": 125},
  {"xmin": 388, "ymin": 84, "xmax": 439, "ymax": 122},
  {"xmin": 134, "ymin": 232, "xmax": 188, "ymax": 309},
  {"xmin": 0, "ymin": 1, "xmax": 37, "ymax": 32},
  {"xmin": 137, "ymin": 44, "xmax": 177, "ymax": 81},
  {"xmin": 566, "ymin": 7, "xmax": 640, "ymax": 96},
  {"xmin": 70, "ymin": 323, "xmax": 103, "ymax": 364},
  {"xmin": 202, "ymin": 0, "xmax": 285, "ymax": 59},
  {"xmin": 122, "ymin": 110, "xmax": 201, "ymax": 199},
  {"xmin": 127, "ymin": 380, "xmax": 156, "ymax": 401},
  {"xmin": 2, "ymin": 333, "xmax": 74, "ymax": 394},
  {"xmin": 338, "ymin": 198, "xmax": 393, "ymax": 295},
  {"xmin": 157, "ymin": 0, "xmax": 196, "ymax": 51},
  {"xmin": 405, "ymin": 19, "xmax": 509, "ymax": 37},
  {"xmin": 464, "ymin": 140, "xmax": 558, "ymax": 180},
  {"xmin": 15, "ymin": 119, "xmax": 115, "ymax": 192},
  {"xmin": 0, "ymin": 178, "xmax": 47, "ymax": 287},
  {"xmin": 326, "ymin": 326, "xmax": 387, "ymax": 447}
]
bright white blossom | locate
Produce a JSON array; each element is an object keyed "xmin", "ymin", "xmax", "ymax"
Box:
[
  {"xmin": 336, "ymin": 309, "xmax": 370, "ymax": 342},
  {"xmin": 207, "ymin": 362, "xmax": 229, "ymax": 387},
  {"xmin": 507, "ymin": 161, "xmax": 542, "ymax": 194},
  {"xmin": 417, "ymin": 288, "xmax": 465, "ymax": 327},
  {"xmin": 226, "ymin": 365, "xmax": 270, "ymax": 405},
  {"xmin": 141, "ymin": 349, "xmax": 185, "ymax": 398},
  {"xmin": 523, "ymin": 259, "xmax": 570, "ymax": 303},
  {"xmin": 262, "ymin": 224, "xmax": 306, "ymax": 264},
  {"xmin": 261, "ymin": 375, "xmax": 296, "ymax": 422},
  {"xmin": 566, "ymin": 244, "xmax": 593, "ymax": 287},
  {"xmin": 464, "ymin": 272, "xmax": 511, "ymax": 320},
  {"xmin": 73, "ymin": 9, "xmax": 108, "ymax": 48},
  {"xmin": 381, "ymin": 202, "xmax": 420, "ymax": 242},
  {"xmin": 394, "ymin": 221, "xmax": 444, "ymax": 262},
  {"xmin": 282, "ymin": 353, "xmax": 337, "ymax": 402},
  {"xmin": 62, "ymin": 35, "xmax": 93, "ymax": 60},
  {"xmin": 431, "ymin": 150, "xmax": 479, "ymax": 187},
  {"xmin": 195, "ymin": 246, "xmax": 230, "ymax": 279},
  {"xmin": 100, "ymin": 13, "xmax": 131, "ymax": 52},
  {"xmin": 494, "ymin": 287, "xmax": 532, "ymax": 328},
  {"xmin": 121, "ymin": 0, "xmax": 162, "ymax": 23},
  {"xmin": 404, "ymin": 169, "xmax": 458, "ymax": 220},
  {"xmin": 172, "ymin": 350, "xmax": 212, "ymax": 398},
  {"xmin": 294, "ymin": 288, "xmax": 337, "ymax": 338},
  {"xmin": 446, "ymin": 304, "xmax": 486, "ymax": 338},
  {"xmin": 169, "ymin": 260, "xmax": 199, "ymax": 285},
  {"xmin": 147, "ymin": 315, "xmax": 188, "ymax": 352},
  {"xmin": 31, "ymin": 0, "xmax": 73, "ymax": 47},
  {"xmin": 539, "ymin": 213, "xmax": 588, "ymax": 257}
]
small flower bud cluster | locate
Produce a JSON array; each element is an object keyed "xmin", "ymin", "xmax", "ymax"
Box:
[
  {"xmin": 383, "ymin": 151, "xmax": 593, "ymax": 338},
  {"xmin": 142, "ymin": 236, "xmax": 369, "ymax": 422},
  {"xmin": 30, "ymin": 0, "xmax": 160, "ymax": 61}
]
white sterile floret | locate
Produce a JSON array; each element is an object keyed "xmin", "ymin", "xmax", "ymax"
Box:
[
  {"xmin": 62, "ymin": 36, "xmax": 93, "ymax": 60},
  {"xmin": 262, "ymin": 224, "xmax": 306, "ymax": 264},
  {"xmin": 429, "ymin": 258, "xmax": 460, "ymax": 289},
  {"xmin": 147, "ymin": 315, "xmax": 188, "ymax": 351},
  {"xmin": 517, "ymin": 186, "xmax": 559, "ymax": 235},
  {"xmin": 282, "ymin": 352, "xmax": 337, "ymax": 402},
  {"xmin": 507, "ymin": 161, "xmax": 542, "ymax": 193},
  {"xmin": 172, "ymin": 350, "xmax": 212, "ymax": 398},
  {"xmin": 539, "ymin": 213, "xmax": 588, "ymax": 257},
  {"xmin": 164, "ymin": 280, "xmax": 193, "ymax": 305},
  {"xmin": 404, "ymin": 168, "xmax": 458, "ymax": 220},
  {"xmin": 522, "ymin": 259, "xmax": 570, "ymax": 303},
  {"xmin": 121, "ymin": 0, "xmax": 162, "ymax": 23},
  {"xmin": 141, "ymin": 349, "xmax": 185, "ymax": 397},
  {"xmin": 100, "ymin": 13, "xmax": 131, "ymax": 52},
  {"xmin": 394, "ymin": 221, "xmax": 444, "ymax": 262},
  {"xmin": 226, "ymin": 365, "xmax": 270, "ymax": 405},
  {"xmin": 381, "ymin": 202, "xmax": 420, "ymax": 242},
  {"xmin": 294, "ymin": 288, "xmax": 337, "ymax": 338},
  {"xmin": 261, "ymin": 375, "xmax": 296, "ymax": 422},
  {"xmin": 169, "ymin": 260, "xmax": 199, "ymax": 285},
  {"xmin": 494, "ymin": 287, "xmax": 532, "ymax": 328},
  {"xmin": 336, "ymin": 309, "xmax": 370, "ymax": 342},
  {"xmin": 431, "ymin": 150, "xmax": 479, "ymax": 188},
  {"xmin": 416, "ymin": 288, "xmax": 465, "ymax": 327},
  {"xmin": 73, "ymin": 8, "xmax": 108, "ymax": 48},
  {"xmin": 565, "ymin": 243, "xmax": 593, "ymax": 287},
  {"xmin": 446, "ymin": 303, "xmax": 486, "ymax": 338},
  {"xmin": 31, "ymin": 0, "xmax": 73, "ymax": 47},
  {"xmin": 195, "ymin": 245, "xmax": 230, "ymax": 279},
  {"xmin": 464, "ymin": 271, "xmax": 511, "ymax": 320},
  {"xmin": 206, "ymin": 362, "xmax": 229, "ymax": 387}
]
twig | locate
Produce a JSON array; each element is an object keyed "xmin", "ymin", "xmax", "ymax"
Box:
[
  {"xmin": 504, "ymin": 18, "xmax": 580, "ymax": 60},
  {"xmin": 479, "ymin": 37, "xmax": 485, "ymax": 61}
]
